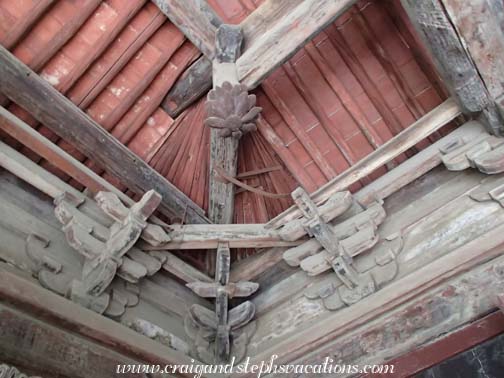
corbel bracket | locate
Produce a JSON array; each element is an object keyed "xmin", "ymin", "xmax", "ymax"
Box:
[
  {"xmin": 185, "ymin": 242, "xmax": 258, "ymax": 364},
  {"xmin": 441, "ymin": 131, "xmax": 504, "ymax": 174},
  {"xmin": 55, "ymin": 190, "xmax": 161, "ymax": 313}
]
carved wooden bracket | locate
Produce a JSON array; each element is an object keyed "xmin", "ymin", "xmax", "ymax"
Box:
[
  {"xmin": 52, "ymin": 190, "xmax": 166, "ymax": 315},
  {"xmin": 204, "ymin": 24, "xmax": 262, "ymax": 140},
  {"xmin": 441, "ymin": 132, "xmax": 504, "ymax": 174},
  {"xmin": 205, "ymin": 81, "xmax": 261, "ymax": 139},
  {"xmin": 282, "ymin": 188, "xmax": 398, "ymax": 309},
  {"xmin": 185, "ymin": 242, "xmax": 258, "ymax": 363}
]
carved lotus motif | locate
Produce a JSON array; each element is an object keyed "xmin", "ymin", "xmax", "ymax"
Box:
[{"xmin": 204, "ymin": 81, "xmax": 262, "ymax": 139}]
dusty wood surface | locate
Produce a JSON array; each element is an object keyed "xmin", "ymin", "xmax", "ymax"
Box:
[
  {"xmin": 0, "ymin": 266, "xmax": 202, "ymax": 377},
  {"xmin": 401, "ymin": 0, "xmax": 490, "ymax": 113},
  {"xmin": 237, "ymin": 0, "xmax": 356, "ymax": 88},
  {"xmin": 239, "ymin": 169, "xmax": 504, "ymax": 373},
  {"xmin": 152, "ymin": 0, "xmax": 219, "ymax": 59},
  {"xmin": 0, "ymin": 46, "xmax": 208, "ymax": 224},
  {"xmin": 160, "ymin": 0, "xmax": 357, "ymax": 115},
  {"xmin": 441, "ymin": 0, "xmax": 504, "ymax": 102},
  {"xmin": 0, "ymin": 106, "xmax": 130, "ymax": 199},
  {"xmin": 267, "ymin": 97, "xmax": 462, "ymax": 229},
  {"xmin": 0, "ymin": 140, "xmax": 211, "ymax": 285},
  {"xmin": 401, "ymin": 0, "xmax": 504, "ymax": 135},
  {"xmin": 161, "ymin": 56, "xmax": 212, "ymax": 118},
  {"xmin": 144, "ymin": 224, "xmax": 301, "ymax": 250},
  {"xmin": 233, "ymin": 122, "xmax": 488, "ymax": 282},
  {"xmin": 276, "ymin": 254, "xmax": 504, "ymax": 378},
  {"xmin": 0, "ymin": 304, "xmax": 142, "ymax": 378}
]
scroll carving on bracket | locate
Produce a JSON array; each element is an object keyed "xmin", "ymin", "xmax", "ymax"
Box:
[
  {"xmin": 185, "ymin": 242, "xmax": 258, "ymax": 364},
  {"xmin": 280, "ymin": 188, "xmax": 399, "ymax": 310},
  {"xmin": 26, "ymin": 189, "xmax": 171, "ymax": 318}
]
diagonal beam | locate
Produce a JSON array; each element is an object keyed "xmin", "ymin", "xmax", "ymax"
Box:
[
  {"xmin": 0, "ymin": 46, "xmax": 209, "ymax": 224},
  {"xmin": 152, "ymin": 0, "xmax": 221, "ymax": 59},
  {"xmin": 160, "ymin": 0, "xmax": 356, "ymax": 116}
]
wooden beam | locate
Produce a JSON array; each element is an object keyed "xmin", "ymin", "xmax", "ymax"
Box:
[
  {"xmin": 234, "ymin": 211, "xmax": 504, "ymax": 376},
  {"xmin": 0, "ymin": 266, "xmax": 201, "ymax": 377},
  {"xmin": 230, "ymin": 120, "xmax": 488, "ymax": 282},
  {"xmin": 237, "ymin": 0, "xmax": 356, "ymax": 88},
  {"xmin": 142, "ymin": 224, "xmax": 302, "ymax": 250},
  {"xmin": 161, "ymin": 56, "xmax": 213, "ymax": 117},
  {"xmin": 440, "ymin": 0, "xmax": 504, "ymax": 102},
  {"xmin": 267, "ymin": 97, "xmax": 462, "ymax": 229},
  {"xmin": 0, "ymin": 106, "xmax": 125, "ymax": 198},
  {"xmin": 160, "ymin": 0, "xmax": 356, "ymax": 116},
  {"xmin": 0, "ymin": 139, "xmax": 212, "ymax": 284},
  {"xmin": 208, "ymin": 25, "xmax": 244, "ymax": 225},
  {"xmin": 0, "ymin": 46, "xmax": 209, "ymax": 224},
  {"xmin": 151, "ymin": 0, "xmax": 220, "ymax": 59},
  {"xmin": 363, "ymin": 311, "xmax": 504, "ymax": 378},
  {"xmin": 0, "ymin": 303, "xmax": 142, "ymax": 378},
  {"xmin": 401, "ymin": 0, "xmax": 504, "ymax": 135}
]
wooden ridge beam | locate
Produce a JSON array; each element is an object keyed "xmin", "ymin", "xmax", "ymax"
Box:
[
  {"xmin": 267, "ymin": 97, "xmax": 462, "ymax": 229},
  {"xmin": 0, "ymin": 46, "xmax": 209, "ymax": 224},
  {"xmin": 161, "ymin": 0, "xmax": 357, "ymax": 116}
]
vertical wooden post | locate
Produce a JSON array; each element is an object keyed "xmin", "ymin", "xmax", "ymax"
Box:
[{"xmin": 206, "ymin": 25, "xmax": 244, "ymax": 275}]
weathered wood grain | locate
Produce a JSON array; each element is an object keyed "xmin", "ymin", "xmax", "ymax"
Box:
[
  {"xmin": 160, "ymin": 0, "xmax": 357, "ymax": 114},
  {"xmin": 239, "ymin": 181, "xmax": 504, "ymax": 373},
  {"xmin": 0, "ymin": 265, "xmax": 202, "ymax": 377},
  {"xmin": 161, "ymin": 56, "xmax": 212, "ymax": 118},
  {"xmin": 237, "ymin": 0, "xmax": 356, "ymax": 88},
  {"xmin": 152, "ymin": 0, "xmax": 219, "ymax": 59},
  {"xmin": 0, "ymin": 46, "xmax": 208, "ymax": 224},
  {"xmin": 441, "ymin": 0, "xmax": 504, "ymax": 102},
  {"xmin": 0, "ymin": 304, "xmax": 142, "ymax": 378},
  {"xmin": 144, "ymin": 224, "xmax": 302, "ymax": 250},
  {"xmin": 0, "ymin": 140, "xmax": 210, "ymax": 285}
]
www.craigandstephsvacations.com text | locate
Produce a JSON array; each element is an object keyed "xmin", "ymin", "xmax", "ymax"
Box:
[{"xmin": 116, "ymin": 355, "xmax": 395, "ymax": 377}]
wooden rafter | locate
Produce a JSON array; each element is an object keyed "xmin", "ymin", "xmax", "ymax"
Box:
[
  {"xmin": 159, "ymin": 0, "xmax": 357, "ymax": 116},
  {"xmin": 267, "ymin": 97, "xmax": 462, "ymax": 229},
  {"xmin": 0, "ymin": 46, "xmax": 209, "ymax": 224}
]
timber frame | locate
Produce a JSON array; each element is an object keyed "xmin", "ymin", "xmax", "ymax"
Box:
[{"xmin": 2, "ymin": 0, "xmax": 504, "ymax": 376}]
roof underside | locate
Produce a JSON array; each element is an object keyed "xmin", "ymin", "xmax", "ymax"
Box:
[{"xmin": 0, "ymin": 0, "xmax": 455, "ymax": 262}]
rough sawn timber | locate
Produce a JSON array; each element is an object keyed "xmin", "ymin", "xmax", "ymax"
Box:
[{"xmin": 0, "ymin": 46, "xmax": 209, "ymax": 224}]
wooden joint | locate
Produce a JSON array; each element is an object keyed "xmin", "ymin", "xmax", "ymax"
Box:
[{"xmin": 185, "ymin": 242, "xmax": 258, "ymax": 363}]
